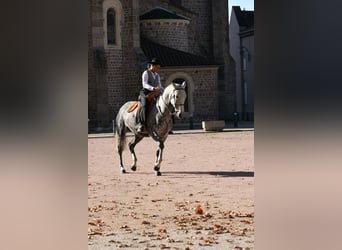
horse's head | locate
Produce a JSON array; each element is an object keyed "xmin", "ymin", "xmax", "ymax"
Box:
[{"xmin": 170, "ymin": 81, "xmax": 187, "ymax": 119}]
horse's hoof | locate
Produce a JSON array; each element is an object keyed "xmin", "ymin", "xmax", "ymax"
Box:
[
  {"xmin": 131, "ymin": 166, "xmax": 137, "ymax": 171},
  {"xmin": 155, "ymin": 171, "xmax": 161, "ymax": 176},
  {"xmin": 121, "ymin": 169, "xmax": 126, "ymax": 174}
]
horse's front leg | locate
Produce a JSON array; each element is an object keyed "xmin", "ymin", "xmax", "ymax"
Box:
[
  {"xmin": 128, "ymin": 135, "xmax": 143, "ymax": 171},
  {"xmin": 154, "ymin": 141, "xmax": 164, "ymax": 176}
]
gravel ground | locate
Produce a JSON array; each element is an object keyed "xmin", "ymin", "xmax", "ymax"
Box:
[{"xmin": 88, "ymin": 131, "xmax": 254, "ymax": 249}]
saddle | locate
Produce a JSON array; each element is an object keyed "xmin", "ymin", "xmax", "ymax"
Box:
[
  {"xmin": 127, "ymin": 102, "xmax": 139, "ymax": 113},
  {"xmin": 127, "ymin": 90, "xmax": 160, "ymax": 113}
]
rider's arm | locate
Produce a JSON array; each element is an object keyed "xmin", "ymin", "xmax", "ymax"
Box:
[
  {"xmin": 142, "ymin": 71, "xmax": 154, "ymax": 91},
  {"xmin": 156, "ymin": 74, "xmax": 164, "ymax": 92}
]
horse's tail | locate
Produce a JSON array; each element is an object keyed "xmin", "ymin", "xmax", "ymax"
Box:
[{"xmin": 114, "ymin": 109, "xmax": 126, "ymax": 153}]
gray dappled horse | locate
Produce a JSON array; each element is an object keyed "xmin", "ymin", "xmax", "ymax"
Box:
[{"xmin": 115, "ymin": 82, "xmax": 187, "ymax": 176}]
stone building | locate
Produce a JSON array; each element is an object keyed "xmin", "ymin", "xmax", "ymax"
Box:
[{"xmin": 88, "ymin": 0, "xmax": 236, "ymax": 131}]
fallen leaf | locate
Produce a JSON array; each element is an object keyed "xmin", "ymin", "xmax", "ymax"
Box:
[
  {"xmin": 157, "ymin": 228, "xmax": 167, "ymax": 233},
  {"xmin": 195, "ymin": 204, "xmax": 203, "ymax": 214}
]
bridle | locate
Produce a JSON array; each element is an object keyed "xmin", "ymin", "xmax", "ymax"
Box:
[{"xmin": 157, "ymin": 88, "xmax": 184, "ymax": 115}]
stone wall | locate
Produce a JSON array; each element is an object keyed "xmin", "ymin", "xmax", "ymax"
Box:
[
  {"xmin": 89, "ymin": 0, "xmax": 110, "ymax": 129},
  {"xmin": 88, "ymin": 0, "xmax": 96, "ymax": 128},
  {"xmin": 160, "ymin": 68, "xmax": 219, "ymax": 121},
  {"xmin": 190, "ymin": 69, "xmax": 219, "ymax": 120},
  {"xmin": 212, "ymin": 0, "xmax": 236, "ymax": 120},
  {"xmin": 140, "ymin": 20, "xmax": 189, "ymax": 53},
  {"xmin": 89, "ymin": 0, "xmax": 143, "ymax": 129},
  {"xmin": 182, "ymin": 0, "xmax": 212, "ymax": 57}
]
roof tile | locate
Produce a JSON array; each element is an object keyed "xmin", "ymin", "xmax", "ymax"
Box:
[
  {"xmin": 140, "ymin": 38, "xmax": 217, "ymax": 67},
  {"xmin": 140, "ymin": 7, "xmax": 189, "ymax": 20}
]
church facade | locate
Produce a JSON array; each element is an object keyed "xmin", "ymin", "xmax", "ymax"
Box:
[{"xmin": 88, "ymin": 0, "xmax": 236, "ymax": 131}]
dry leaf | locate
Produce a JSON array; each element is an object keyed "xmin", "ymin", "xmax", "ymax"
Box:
[
  {"xmin": 88, "ymin": 218, "xmax": 104, "ymax": 226},
  {"xmin": 195, "ymin": 204, "xmax": 203, "ymax": 214},
  {"xmin": 234, "ymin": 246, "xmax": 243, "ymax": 250},
  {"xmin": 157, "ymin": 228, "xmax": 167, "ymax": 233},
  {"xmin": 159, "ymin": 244, "xmax": 171, "ymax": 249},
  {"xmin": 88, "ymin": 228, "xmax": 103, "ymax": 235},
  {"xmin": 240, "ymin": 219, "xmax": 253, "ymax": 224}
]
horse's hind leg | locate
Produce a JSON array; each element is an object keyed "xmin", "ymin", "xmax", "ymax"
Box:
[
  {"xmin": 154, "ymin": 141, "xmax": 164, "ymax": 176},
  {"xmin": 115, "ymin": 114, "xmax": 127, "ymax": 173},
  {"xmin": 128, "ymin": 135, "xmax": 143, "ymax": 171},
  {"xmin": 117, "ymin": 144, "xmax": 125, "ymax": 173},
  {"xmin": 116, "ymin": 136, "xmax": 127, "ymax": 174}
]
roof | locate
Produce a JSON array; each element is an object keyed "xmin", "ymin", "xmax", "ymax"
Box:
[
  {"xmin": 140, "ymin": 38, "xmax": 218, "ymax": 68},
  {"xmin": 232, "ymin": 6, "xmax": 254, "ymax": 31},
  {"xmin": 140, "ymin": 7, "xmax": 189, "ymax": 21}
]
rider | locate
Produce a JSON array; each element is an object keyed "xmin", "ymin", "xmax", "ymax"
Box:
[{"xmin": 136, "ymin": 58, "xmax": 164, "ymax": 132}]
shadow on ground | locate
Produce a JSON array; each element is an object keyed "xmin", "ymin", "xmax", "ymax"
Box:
[{"xmin": 162, "ymin": 171, "xmax": 254, "ymax": 178}]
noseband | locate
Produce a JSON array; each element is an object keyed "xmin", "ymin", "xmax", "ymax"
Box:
[{"xmin": 157, "ymin": 87, "xmax": 185, "ymax": 115}]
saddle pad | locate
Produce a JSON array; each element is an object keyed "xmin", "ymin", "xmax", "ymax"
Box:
[{"xmin": 127, "ymin": 101, "xmax": 139, "ymax": 113}]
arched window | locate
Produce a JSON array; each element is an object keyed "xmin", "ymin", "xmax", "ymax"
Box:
[
  {"xmin": 103, "ymin": 0, "xmax": 122, "ymax": 49},
  {"xmin": 107, "ymin": 8, "xmax": 115, "ymax": 44},
  {"xmin": 166, "ymin": 73, "xmax": 193, "ymax": 116}
]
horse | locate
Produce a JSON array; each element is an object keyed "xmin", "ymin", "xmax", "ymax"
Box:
[{"xmin": 115, "ymin": 82, "xmax": 187, "ymax": 176}]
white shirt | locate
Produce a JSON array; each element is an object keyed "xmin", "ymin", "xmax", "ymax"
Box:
[{"xmin": 142, "ymin": 70, "xmax": 164, "ymax": 91}]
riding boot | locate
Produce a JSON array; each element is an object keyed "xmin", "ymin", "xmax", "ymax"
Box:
[
  {"xmin": 136, "ymin": 108, "xmax": 144, "ymax": 132},
  {"xmin": 136, "ymin": 90, "xmax": 149, "ymax": 132}
]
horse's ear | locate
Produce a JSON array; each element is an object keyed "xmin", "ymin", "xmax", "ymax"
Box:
[{"xmin": 181, "ymin": 81, "xmax": 186, "ymax": 89}]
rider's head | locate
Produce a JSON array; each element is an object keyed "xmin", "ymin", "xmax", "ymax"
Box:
[{"xmin": 148, "ymin": 58, "xmax": 161, "ymax": 72}]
